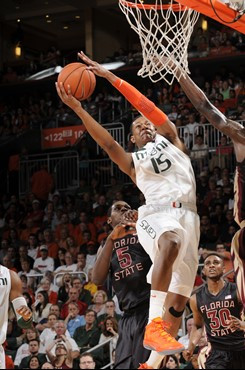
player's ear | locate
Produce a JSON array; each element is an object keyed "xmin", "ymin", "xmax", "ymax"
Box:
[
  {"xmin": 130, "ymin": 135, "xmax": 136, "ymax": 144},
  {"xmin": 107, "ymin": 217, "xmax": 112, "ymax": 225}
]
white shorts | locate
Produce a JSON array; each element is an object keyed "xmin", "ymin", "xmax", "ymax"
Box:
[
  {"xmin": 0, "ymin": 345, "xmax": 5, "ymax": 369},
  {"xmin": 136, "ymin": 204, "xmax": 200, "ymax": 298}
]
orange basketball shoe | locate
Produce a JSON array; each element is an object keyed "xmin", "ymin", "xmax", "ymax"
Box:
[
  {"xmin": 143, "ymin": 317, "xmax": 185, "ymax": 355},
  {"xmin": 138, "ymin": 364, "xmax": 153, "ymax": 369}
]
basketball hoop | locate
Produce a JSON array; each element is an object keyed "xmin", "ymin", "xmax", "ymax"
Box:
[{"xmin": 119, "ymin": 0, "xmax": 200, "ymax": 85}]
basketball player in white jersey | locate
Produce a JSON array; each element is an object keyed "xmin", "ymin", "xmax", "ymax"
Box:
[
  {"xmin": 0, "ymin": 264, "xmax": 33, "ymax": 369},
  {"xmin": 56, "ymin": 52, "xmax": 200, "ymax": 362}
]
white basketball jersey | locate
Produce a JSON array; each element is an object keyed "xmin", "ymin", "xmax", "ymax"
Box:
[
  {"xmin": 0, "ymin": 265, "xmax": 11, "ymax": 345},
  {"xmin": 132, "ymin": 133, "xmax": 196, "ymax": 205}
]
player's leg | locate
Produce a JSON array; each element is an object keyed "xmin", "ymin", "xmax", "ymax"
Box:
[
  {"xmin": 143, "ymin": 210, "xmax": 199, "ymax": 356},
  {"xmin": 231, "ymin": 227, "xmax": 245, "ymax": 308},
  {"xmin": 114, "ymin": 311, "xmax": 150, "ymax": 369},
  {"xmin": 137, "ymin": 210, "xmax": 188, "ymax": 355},
  {"xmin": 131, "ymin": 308, "xmax": 151, "ymax": 369}
]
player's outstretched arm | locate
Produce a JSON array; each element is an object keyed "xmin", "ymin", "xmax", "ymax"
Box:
[
  {"xmin": 9, "ymin": 270, "xmax": 33, "ymax": 329},
  {"xmin": 78, "ymin": 51, "xmax": 186, "ymax": 152},
  {"xmin": 178, "ymin": 72, "xmax": 245, "ymax": 145},
  {"xmin": 56, "ymin": 82, "xmax": 133, "ymax": 179}
]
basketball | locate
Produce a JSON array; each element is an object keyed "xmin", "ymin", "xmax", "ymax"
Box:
[{"xmin": 57, "ymin": 62, "xmax": 96, "ymax": 101}]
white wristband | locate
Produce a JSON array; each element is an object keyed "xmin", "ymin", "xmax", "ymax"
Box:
[{"xmin": 12, "ymin": 297, "xmax": 28, "ymax": 320}]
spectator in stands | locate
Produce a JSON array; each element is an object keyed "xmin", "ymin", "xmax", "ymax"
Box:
[
  {"xmin": 60, "ymin": 286, "xmax": 88, "ymax": 319},
  {"xmin": 190, "ymin": 135, "xmax": 208, "ymax": 160},
  {"xmin": 71, "ymin": 276, "xmax": 92, "ymax": 306},
  {"xmin": 27, "ymin": 233, "xmax": 38, "ymax": 260},
  {"xmin": 18, "ymin": 257, "xmax": 36, "ymax": 288},
  {"xmin": 89, "ymin": 290, "xmax": 108, "ymax": 317},
  {"xmin": 2, "ymin": 254, "xmax": 17, "ymax": 272},
  {"xmin": 79, "ymin": 352, "xmax": 96, "ymax": 369},
  {"xmin": 54, "ymin": 247, "xmax": 66, "ymax": 269},
  {"xmin": 99, "ymin": 316, "xmax": 119, "ymax": 365},
  {"xmin": 14, "ymin": 328, "xmax": 40, "ymax": 368},
  {"xmin": 32, "ymin": 290, "xmax": 52, "ymax": 324},
  {"xmin": 50, "ymin": 304, "xmax": 61, "ymax": 319},
  {"xmin": 73, "ymin": 309, "xmax": 100, "ymax": 352},
  {"xmin": 24, "ymin": 199, "xmax": 44, "ymax": 228},
  {"xmin": 76, "ymin": 252, "xmax": 90, "ymax": 277},
  {"xmin": 74, "ymin": 212, "xmax": 97, "ymax": 244},
  {"xmin": 85, "ymin": 242, "xmax": 98, "ymax": 271},
  {"xmin": 83, "ymin": 268, "xmax": 98, "ymax": 298},
  {"xmin": 196, "ymin": 171, "xmax": 209, "ymax": 199},
  {"xmin": 33, "ymin": 244, "xmax": 54, "ymax": 273},
  {"xmin": 55, "ymin": 213, "xmax": 74, "ymax": 241},
  {"xmin": 64, "ymin": 302, "xmax": 86, "ymax": 337},
  {"xmin": 54, "ymin": 251, "xmax": 77, "ymax": 276},
  {"xmin": 46, "ymin": 340, "xmax": 73, "ymax": 369},
  {"xmin": 199, "ymin": 215, "xmax": 218, "ymax": 248},
  {"xmin": 41, "ymin": 228, "xmax": 59, "ymax": 259},
  {"xmin": 28, "ymin": 354, "xmax": 42, "ymax": 369},
  {"xmin": 18, "ymin": 244, "xmax": 34, "ymax": 267},
  {"xmin": 57, "ymin": 227, "xmax": 70, "ymax": 249},
  {"xmin": 161, "ymin": 354, "xmax": 180, "ymax": 369},
  {"xmin": 31, "ymin": 165, "xmax": 54, "ymax": 203},
  {"xmin": 210, "ymin": 135, "xmax": 234, "ymax": 170},
  {"xmin": 178, "ymin": 318, "xmax": 194, "ymax": 349},
  {"xmin": 97, "ymin": 300, "xmax": 122, "ymax": 329},
  {"xmin": 20, "ymin": 218, "xmax": 39, "ymax": 242},
  {"xmin": 36, "ymin": 277, "xmax": 58, "ymax": 305},
  {"xmin": 44, "ymin": 321, "xmax": 80, "ymax": 360},
  {"xmin": 39, "ymin": 313, "xmax": 58, "ymax": 349},
  {"xmin": 8, "ymin": 228, "xmax": 21, "ymax": 250},
  {"xmin": 203, "ymin": 177, "xmax": 217, "ymax": 208},
  {"xmin": 18, "ymin": 339, "xmax": 47, "ymax": 369},
  {"xmin": 66, "ymin": 236, "xmax": 79, "ymax": 260},
  {"xmin": 58, "ymin": 273, "xmax": 72, "ymax": 303},
  {"xmin": 0, "ymin": 239, "xmax": 9, "ymax": 263}
]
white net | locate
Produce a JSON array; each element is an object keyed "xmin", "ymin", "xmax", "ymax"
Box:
[{"xmin": 119, "ymin": 0, "xmax": 200, "ymax": 85}]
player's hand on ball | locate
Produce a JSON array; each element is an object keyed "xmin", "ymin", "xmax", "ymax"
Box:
[
  {"xmin": 56, "ymin": 82, "xmax": 81, "ymax": 111},
  {"xmin": 16, "ymin": 306, "xmax": 32, "ymax": 321},
  {"xmin": 78, "ymin": 51, "xmax": 109, "ymax": 79}
]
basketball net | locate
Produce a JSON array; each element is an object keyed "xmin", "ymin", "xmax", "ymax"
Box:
[{"xmin": 119, "ymin": 0, "xmax": 200, "ymax": 84}]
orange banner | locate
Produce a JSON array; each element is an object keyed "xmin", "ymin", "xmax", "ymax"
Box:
[{"xmin": 42, "ymin": 125, "xmax": 86, "ymax": 149}]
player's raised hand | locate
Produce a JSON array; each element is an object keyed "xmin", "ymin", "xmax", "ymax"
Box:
[
  {"xmin": 55, "ymin": 82, "xmax": 81, "ymax": 111},
  {"xmin": 182, "ymin": 349, "xmax": 193, "ymax": 362},
  {"xmin": 16, "ymin": 305, "xmax": 32, "ymax": 321},
  {"xmin": 109, "ymin": 224, "xmax": 127, "ymax": 241},
  {"xmin": 78, "ymin": 51, "xmax": 109, "ymax": 79}
]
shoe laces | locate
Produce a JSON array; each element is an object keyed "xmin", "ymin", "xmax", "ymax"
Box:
[{"xmin": 154, "ymin": 320, "xmax": 176, "ymax": 343}]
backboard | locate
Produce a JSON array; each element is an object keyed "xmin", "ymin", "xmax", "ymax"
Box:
[{"xmin": 174, "ymin": 0, "xmax": 245, "ymax": 34}]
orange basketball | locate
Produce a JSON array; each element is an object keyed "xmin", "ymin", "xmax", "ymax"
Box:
[{"xmin": 57, "ymin": 62, "xmax": 96, "ymax": 101}]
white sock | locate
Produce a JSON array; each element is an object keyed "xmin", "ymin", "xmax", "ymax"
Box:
[
  {"xmin": 146, "ymin": 352, "xmax": 165, "ymax": 369},
  {"xmin": 148, "ymin": 290, "xmax": 167, "ymax": 322}
]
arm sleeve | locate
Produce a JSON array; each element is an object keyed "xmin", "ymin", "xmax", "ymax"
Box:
[{"xmin": 113, "ymin": 78, "xmax": 168, "ymax": 126}]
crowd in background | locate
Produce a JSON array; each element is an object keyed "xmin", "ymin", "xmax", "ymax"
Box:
[
  {"xmin": 0, "ymin": 64, "xmax": 244, "ymax": 141},
  {"xmin": 0, "ymin": 20, "xmax": 244, "ymax": 369}
]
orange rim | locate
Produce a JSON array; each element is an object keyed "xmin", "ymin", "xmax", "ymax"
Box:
[{"xmin": 119, "ymin": 0, "xmax": 186, "ymax": 11}]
